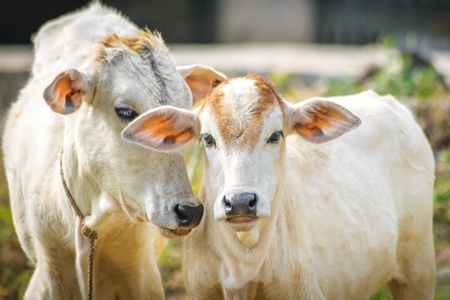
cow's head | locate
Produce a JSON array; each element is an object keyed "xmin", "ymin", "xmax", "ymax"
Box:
[
  {"xmin": 111, "ymin": 75, "xmax": 360, "ymax": 235},
  {"xmin": 42, "ymin": 30, "xmax": 226, "ymax": 238}
]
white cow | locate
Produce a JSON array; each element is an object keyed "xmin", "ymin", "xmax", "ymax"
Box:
[
  {"xmin": 127, "ymin": 75, "xmax": 436, "ymax": 299},
  {"xmin": 2, "ymin": 3, "xmax": 225, "ymax": 299}
]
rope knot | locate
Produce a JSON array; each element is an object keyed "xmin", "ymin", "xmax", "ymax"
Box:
[{"xmin": 81, "ymin": 222, "xmax": 98, "ymax": 240}]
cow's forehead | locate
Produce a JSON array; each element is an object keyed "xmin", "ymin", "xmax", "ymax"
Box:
[
  {"xmin": 93, "ymin": 30, "xmax": 190, "ymax": 109},
  {"xmin": 202, "ymin": 76, "xmax": 284, "ymax": 150}
]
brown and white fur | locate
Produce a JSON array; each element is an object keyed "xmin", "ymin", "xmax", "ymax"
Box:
[{"xmin": 123, "ymin": 75, "xmax": 436, "ymax": 299}]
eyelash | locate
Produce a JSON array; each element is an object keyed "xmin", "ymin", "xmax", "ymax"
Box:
[
  {"xmin": 199, "ymin": 130, "xmax": 283, "ymax": 147},
  {"xmin": 267, "ymin": 130, "xmax": 284, "ymax": 144},
  {"xmin": 200, "ymin": 133, "xmax": 216, "ymax": 147},
  {"xmin": 115, "ymin": 107, "xmax": 138, "ymax": 121}
]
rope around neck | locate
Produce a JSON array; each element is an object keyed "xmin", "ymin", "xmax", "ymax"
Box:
[{"xmin": 60, "ymin": 149, "xmax": 97, "ymax": 300}]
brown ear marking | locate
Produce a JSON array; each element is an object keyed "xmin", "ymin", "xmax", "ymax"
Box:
[
  {"xmin": 292, "ymin": 100, "xmax": 361, "ymax": 144},
  {"xmin": 43, "ymin": 70, "xmax": 86, "ymax": 115},
  {"xmin": 137, "ymin": 112, "xmax": 195, "ymax": 142},
  {"xmin": 162, "ymin": 128, "xmax": 195, "ymax": 146},
  {"xmin": 122, "ymin": 109, "xmax": 196, "ymax": 151}
]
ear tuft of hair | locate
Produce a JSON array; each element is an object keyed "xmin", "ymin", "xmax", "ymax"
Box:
[{"xmin": 211, "ymin": 78, "xmax": 223, "ymax": 89}]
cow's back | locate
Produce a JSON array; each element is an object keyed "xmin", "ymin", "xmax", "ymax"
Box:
[
  {"xmin": 283, "ymin": 90, "xmax": 435, "ymax": 298},
  {"xmin": 326, "ymin": 90, "xmax": 435, "ymax": 216},
  {"xmin": 32, "ymin": 3, "xmax": 138, "ymax": 79}
]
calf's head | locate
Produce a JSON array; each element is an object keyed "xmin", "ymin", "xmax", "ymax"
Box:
[
  {"xmin": 127, "ymin": 75, "xmax": 360, "ymax": 233},
  {"xmin": 42, "ymin": 30, "xmax": 225, "ymax": 237}
]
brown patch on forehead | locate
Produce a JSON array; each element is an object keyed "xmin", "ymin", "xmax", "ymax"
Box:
[
  {"xmin": 103, "ymin": 30, "xmax": 160, "ymax": 50},
  {"xmin": 248, "ymin": 74, "xmax": 286, "ymax": 109},
  {"xmin": 97, "ymin": 30, "xmax": 164, "ymax": 61},
  {"xmin": 201, "ymin": 75, "xmax": 284, "ymax": 150}
]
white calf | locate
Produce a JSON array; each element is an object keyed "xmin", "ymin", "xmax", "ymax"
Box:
[
  {"xmin": 3, "ymin": 3, "xmax": 225, "ymax": 299},
  {"xmin": 129, "ymin": 75, "xmax": 436, "ymax": 299}
]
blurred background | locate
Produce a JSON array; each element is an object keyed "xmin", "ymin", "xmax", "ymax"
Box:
[{"xmin": 1, "ymin": 0, "xmax": 450, "ymax": 299}]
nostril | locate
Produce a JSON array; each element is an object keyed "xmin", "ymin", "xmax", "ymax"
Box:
[
  {"xmin": 174, "ymin": 204, "xmax": 189, "ymax": 223},
  {"xmin": 175, "ymin": 204, "xmax": 204, "ymax": 227},
  {"xmin": 249, "ymin": 198, "xmax": 257, "ymax": 209},
  {"xmin": 223, "ymin": 196, "xmax": 232, "ymax": 210}
]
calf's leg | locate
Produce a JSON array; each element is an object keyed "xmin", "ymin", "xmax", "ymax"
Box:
[{"xmin": 388, "ymin": 236, "xmax": 435, "ymax": 300}]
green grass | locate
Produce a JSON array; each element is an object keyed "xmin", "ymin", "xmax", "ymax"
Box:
[{"xmin": 0, "ymin": 159, "xmax": 32, "ymax": 299}]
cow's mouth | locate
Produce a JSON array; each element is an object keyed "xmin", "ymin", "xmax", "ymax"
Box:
[
  {"xmin": 225, "ymin": 216, "xmax": 259, "ymax": 232},
  {"xmin": 226, "ymin": 216, "xmax": 258, "ymax": 224},
  {"xmin": 157, "ymin": 227, "xmax": 192, "ymax": 239}
]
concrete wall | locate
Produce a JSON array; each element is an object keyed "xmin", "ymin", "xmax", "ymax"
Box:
[{"xmin": 216, "ymin": 0, "xmax": 314, "ymax": 43}]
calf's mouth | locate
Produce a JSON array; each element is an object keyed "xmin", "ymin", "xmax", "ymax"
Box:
[
  {"xmin": 226, "ymin": 216, "xmax": 258, "ymax": 224},
  {"xmin": 157, "ymin": 227, "xmax": 192, "ymax": 238}
]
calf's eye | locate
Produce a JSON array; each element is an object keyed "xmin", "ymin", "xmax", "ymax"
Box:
[
  {"xmin": 201, "ymin": 133, "xmax": 216, "ymax": 147},
  {"xmin": 267, "ymin": 130, "xmax": 283, "ymax": 144},
  {"xmin": 115, "ymin": 107, "xmax": 138, "ymax": 121}
]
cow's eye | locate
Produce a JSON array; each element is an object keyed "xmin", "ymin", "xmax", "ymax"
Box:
[
  {"xmin": 115, "ymin": 107, "xmax": 138, "ymax": 121},
  {"xmin": 201, "ymin": 133, "xmax": 216, "ymax": 147},
  {"xmin": 267, "ymin": 130, "xmax": 283, "ymax": 144}
]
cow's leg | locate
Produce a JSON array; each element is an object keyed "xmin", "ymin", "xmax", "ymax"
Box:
[
  {"xmin": 111, "ymin": 233, "xmax": 166, "ymax": 300},
  {"xmin": 136, "ymin": 262, "xmax": 165, "ymax": 300},
  {"xmin": 388, "ymin": 236, "xmax": 435, "ymax": 300},
  {"xmin": 24, "ymin": 265, "xmax": 50, "ymax": 300},
  {"xmin": 9, "ymin": 190, "xmax": 36, "ymax": 263},
  {"xmin": 223, "ymin": 283, "xmax": 258, "ymax": 300},
  {"xmin": 24, "ymin": 239, "xmax": 81, "ymax": 300},
  {"xmin": 23, "ymin": 259, "xmax": 71, "ymax": 300}
]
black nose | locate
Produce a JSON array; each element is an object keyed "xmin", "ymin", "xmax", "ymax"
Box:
[
  {"xmin": 223, "ymin": 193, "xmax": 257, "ymax": 217},
  {"xmin": 174, "ymin": 204, "xmax": 204, "ymax": 228}
]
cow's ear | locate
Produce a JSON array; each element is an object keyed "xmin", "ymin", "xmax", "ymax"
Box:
[
  {"xmin": 177, "ymin": 64, "xmax": 226, "ymax": 107},
  {"xmin": 43, "ymin": 69, "xmax": 88, "ymax": 114},
  {"xmin": 289, "ymin": 98, "xmax": 361, "ymax": 144},
  {"xmin": 122, "ymin": 106, "xmax": 198, "ymax": 152}
]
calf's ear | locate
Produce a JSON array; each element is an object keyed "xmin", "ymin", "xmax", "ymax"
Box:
[
  {"xmin": 122, "ymin": 106, "xmax": 197, "ymax": 152},
  {"xmin": 289, "ymin": 98, "xmax": 361, "ymax": 144},
  {"xmin": 43, "ymin": 69, "xmax": 88, "ymax": 114},
  {"xmin": 177, "ymin": 64, "xmax": 227, "ymax": 107}
]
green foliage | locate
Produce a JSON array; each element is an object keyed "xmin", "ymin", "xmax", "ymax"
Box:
[
  {"xmin": 435, "ymin": 277, "xmax": 450, "ymax": 299},
  {"xmin": 370, "ymin": 285, "xmax": 391, "ymax": 300},
  {"xmin": 0, "ymin": 160, "xmax": 32, "ymax": 299},
  {"xmin": 268, "ymin": 73, "xmax": 300, "ymax": 102},
  {"xmin": 435, "ymin": 151, "xmax": 450, "ymax": 204},
  {"xmin": 324, "ymin": 35, "xmax": 447, "ymax": 103},
  {"xmin": 185, "ymin": 143, "xmax": 204, "ymax": 195},
  {"xmin": 158, "ymin": 239, "xmax": 183, "ymax": 286},
  {"xmin": 435, "ymin": 180, "xmax": 450, "ymax": 204},
  {"xmin": 0, "ymin": 206, "xmax": 13, "ymax": 245},
  {"xmin": 322, "ymin": 77, "xmax": 362, "ymax": 97},
  {"xmin": 374, "ymin": 35, "xmax": 445, "ymax": 101}
]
